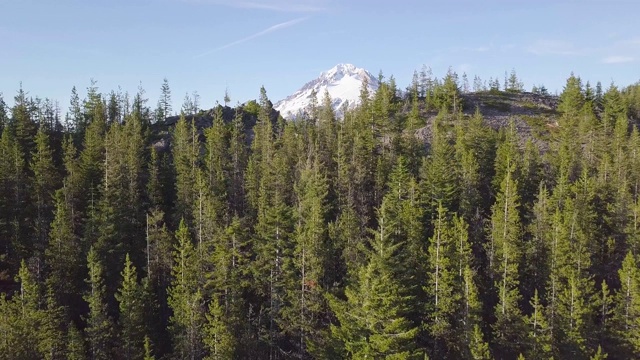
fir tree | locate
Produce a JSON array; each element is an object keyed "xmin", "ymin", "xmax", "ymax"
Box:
[
  {"xmin": 67, "ymin": 321, "xmax": 87, "ymax": 360},
  {"xmin": 84, "ymin": 247, "xmax": 116, "ymax": 360},
  {"xmin": 615, "ymin": 251, "xmax": 640, "ymax": 355},
  {"xmin": 203, "ymin": 297, "xmax": 235, "ymax": 360},
  {"xmin": 328, "ymin": 202, "xmax": 420, "ymax": 359},
  {"xmin": 116, "ymin": 254, "xmax": 146, "ymax": 360},
  {"xmin": 172, "ymin": 115, "xmax": 198, "ymax": 227},
  {"xmin": 31, "ymin": 127, "xmax": 60, "ymax": 263},
  {"xmin": 168, "ymin": 220, "xmax": 205, "ymax": 360},
  {"xmin": 489, "ymin": 157, "xmax": 526, "ymax": 358}
]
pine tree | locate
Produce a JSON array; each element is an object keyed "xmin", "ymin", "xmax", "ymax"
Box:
[
  {"xmin": 558, "ymin": 74, "xmax": 585, "ymax": 118},
  {"xmin": 489, "ymin": 159, "xmax": 526, "ymax": 358},
  {"xmin": 31, "ymin": 127, "xmax": 60, "ymax": 263},
  {"xmin": 455, "ymin": 119, "xmax": 482, "ymax": 223},
  {"xmin": 615, "ymin": 251, "xmax": 640, "ymax": 355},
  {"xmin": 168, "ymin": 219, "xmax": 205, "ymax": 360},
  {"xmin": 45, "ymin": 188, "xmax": 84, "ymax": 317},
  {"xmin": 79, "ymin": 100, "xmax": 106, "ymax": 212},
  {"xmin": 328, "ymin": 202, "xmax": 420, "ymax": 359},
  {"xmin": 420, "ymin": 113, "xmax": 459, "ymax": 220},
  {"xmin": 147, "ymin": 147, "xmax": 165, "ymax": 211},
  {"xmin": 13, "ymin": 86, "xmax": 38, "ymax": 165},
  {"xmin": 525, "ymin": 289, "xmax": 552, "ymax": 359},
  {"xmin": 156, "ymin": 78, "xmax": 172, "ymax": 123},
  {"xmin": 251, "ymin": 148, "xmax": 295, "ymax": 356},
  {"xmin": 0, "ymin": 260, "xmax": 45, "ymax": 359},
  {"xmin": 0, "ymin": 129, "xmax": 28, "ymax": 275},
  {"xmin": 228, "ymin": 107, "xmax": 247, "ymax": 216},
  {"xmin": 470, "ymin": 324, "xmax": 492, "ymax": 360},
  {"xmin": 66, "ymin": 321, "xmax": 87, "ymax": 360},
  {"xmin": 172, "ymin": 115, "xmax": 198, "ymax": 226},
  {"xmin": 67, "ymin": 86, "xmax": 83, "ymax": 134},
  {"xmin": 602, "ymin": 83, "xmax": 626, "ymax": 136},
  {"xmin": 84, "ymin": 247, "xmax": 116, "ymax": 360},
  {"xmin": 143, "ymin": 335, "xmax": 156, "ymax": 360},
  {"xmin": 38, "ymin": 287, "xmax": 67, "ymax": 360},
  {"xmin": 204, "ymin": 297, "xmax": 235, "ymax": 359},
  {"xmin": 546, "ymin": 183, "xmax": 595, "ymax": 358},
  {"xmin": 522, "ymin": 185, "xmax": 551, "ymax": 305},
  {"xmin": 426, "ymin": 204, "xmax": 458, "ymax": 357},
  {"xmin": 282, "ymin": 155, "xmax": 330, "ymax": 356},
  {"xmin": 0, "ymin": 92, "xmax": 8, "ymax": 133},
  {"xmin": 461, "ymin": 266, "xmax": 485, "ymax": 359},
  {"xmin": 116, "ymin": 254, "xmax": 146, "ymax": 360}
]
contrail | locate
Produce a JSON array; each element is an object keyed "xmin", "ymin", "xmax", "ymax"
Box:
[{"xmin": 194, "ymin": 17, "xmax": 308, "ymax": 58}]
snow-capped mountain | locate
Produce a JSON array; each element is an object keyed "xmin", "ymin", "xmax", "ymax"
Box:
[{"xmin": 274, "ymin": 63, "xmax": 379, "ymax": 119}]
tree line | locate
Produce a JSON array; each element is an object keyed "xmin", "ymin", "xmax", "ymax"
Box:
[{"xmin": 1, "ymin": 71, "xmax": 640, "ymax": 359}]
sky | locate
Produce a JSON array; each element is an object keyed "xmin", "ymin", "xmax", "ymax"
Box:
[{"xmin": 1, "ymin": 0, "xmax": 639, "ymax": 115}]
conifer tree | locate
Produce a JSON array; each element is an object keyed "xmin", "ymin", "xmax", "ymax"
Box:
[
  {"xmin": 13, "ymin": 86, "xmax": 38, "ymax": 166},
  {"xmin": 461, "ymin": 266, "xmax": 485, "ymax": 359},
  {"xmin": 46, "ymin": 188, "xmax": 84, "ymax": 316},
  {"xmin": 0, "ymin": 260, "xmax": 45, "ymax": 359},
  {"xmin": 156, "ymin": 78, "xmax": 172, "ymax": 123},
  {"xmin": 228, "ymin": 107, "xmax": 247, "ymax": 216},
  {"xmin": 31, "ymin": 127, "xmax": 60, "ymax": 263},
  {"xmin": 425, "ymin": 204, "xmax": 458, "ymax": 357},
  {"xmin": 328, "ymin": 202, "xmax": 420, "ymax": 359},
  {"xmin": 84, "ymin": 247, "xmax": 116, "ymax": 360},
  {"xmin": 116, "ymin": 254, "xmax": 146, "ymax": 360},
  {"xmin": 602, "ymin": 83, "xmax": 626, "ymax": 136},
  {"xmin": 420, "ymin": 113, "xmax": 459, "ymax": 220},
  {"xmin": 546, "ymin": 180, "xmax": 596, "ymax": 358},
  {"xmin": 489, "ymin": 157, "xmax": 526, "ymax": 358},
  {"xmin": 615, "ymin": 251, "xmax": 640, "ymax": 355},
  {"xmin": 204, "ymin": 297, "xmax": 235, "ymax": 360},
  {"xmin": 470, "ymin": 324, "xmax": 492, "ymax": 360},
  {"xmin": 525, "ymin": 289, "xmax": 552, "ymax": 359},
  {"xmin": 147, "ymin": 147, "xmax": 165, "ymax": 211},
  {"xmin": 558, "ymin": 74, "xmax": 584, "ymax": 118},
  {"xmin": 0, "ymin": 129, "xmax": 28, "ymax": 274},
  {"xmin": 79, "ymin": 100, "xmax": 106, "ymax": 213},
  {"xmin": 455, "ymin": 119, "xmax": 482, "ymax": 222},
  {"xmin": 38, "ymin": 287, "xmax": 67, "ymax": 360},
  {"xmin": 282, "ymin": 155, "xmax": 330, "ymax": 356},
  {"xmin": 0, "ymin": 92, "xmax": 8, "ymax": 133},
  {"xmin": 251, "ymin": 147, "xmax": 295, "ymax": 356},
  {"xmin": 143, "ymin": 335, "xmax": 156, "ymax": 360},
  {"xmin": 168, "ymin": 219, "xmax": 204, "ymax": 360},
  {"xmin": 172, "ymin": 115, "xmax": 198, "ymax": 226},
  {"xmin": 67, "ymin": 321, "xmax": 87, "ymax": 360}
]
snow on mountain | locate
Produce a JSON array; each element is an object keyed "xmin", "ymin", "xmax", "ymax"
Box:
[{"xmin": 274, "ymin": 63, "xmax": 379, "ymax": 119}]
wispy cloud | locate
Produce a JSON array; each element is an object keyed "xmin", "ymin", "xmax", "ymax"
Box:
[
  {"xmin": 526, "ymin": 40, "xmax": 586, "ymax": 56},
  {"xmin": 194, "ymin": 17, "xmax": 307, "ymax": 58},
  {"xmin": 602, "ymin": 55, "xmax": 635, "ymax": 64},
  {"xmin": 186, "ymin": 0, "xmax": 326, "ymax": 12}
]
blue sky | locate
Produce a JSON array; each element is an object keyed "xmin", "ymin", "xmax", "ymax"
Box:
[{"xmin": 1, "ymin": 0, "xmax": 639, "ymax": 114}]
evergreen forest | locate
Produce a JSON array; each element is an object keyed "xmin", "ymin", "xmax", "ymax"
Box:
[{"xmin": 3, "ymin": 70, "xmax": 640, "ymax": 360}]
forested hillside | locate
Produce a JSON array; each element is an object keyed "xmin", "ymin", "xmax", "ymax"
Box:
[{"xmin": 2, "ymin": 70, "xmax": 640, "ymax": 360}]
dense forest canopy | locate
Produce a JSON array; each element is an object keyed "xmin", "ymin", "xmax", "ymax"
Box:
[{"xmin": 1, "ymin": 68, "xmax": 640, "ymax": 359}]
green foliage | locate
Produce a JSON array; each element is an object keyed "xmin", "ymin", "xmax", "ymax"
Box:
[
  {"xmin": 1, "ymin": 73, "xmax": 640, "ymax": 359},
  {"xmin": 168, "ymin": 219, "xmax": 205, "ymax": 359},
  {"xmin": 328, "ymin": 202, "xmax": 420, "ymax": 359},
  {"xmin": 203, "ymin": 297, "xmax": 235, "ymax": 359},
  {"xmin": 115, "ymin": 254, "xmax": 146, "ymax": 360},
  {"xmin": 84, "ymin": 247, "xmax": 116, "ymax": 360}
]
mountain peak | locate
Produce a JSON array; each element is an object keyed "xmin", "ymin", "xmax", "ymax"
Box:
[
  {"xmin": 275, "ymin": 63, "xmax": 379, "ymax": 119},
  {"xmin": 322, "ymin": 63, "xmax": 357, "ymax": 78}
]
